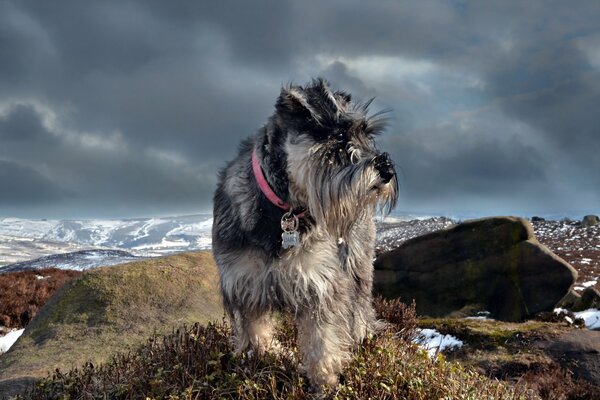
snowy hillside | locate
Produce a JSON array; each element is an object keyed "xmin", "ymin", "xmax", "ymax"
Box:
[
  {"xmin": 0, "ymin": 250, "xmax": 141, "ymax": 273},
  {"xmin": 0, "ymin": 235, "xmax": 84, "ymax": 266},
  {"xmin": 0, "ymin": 214, "xmax": 213, "ymax": 266},
  {"xmin": 3, "ymin": 214, "xmax": 596, "ymax": 290},
  {"xmin": 0, "ymin": 213, "xmax": 421, "ymax": 270}
]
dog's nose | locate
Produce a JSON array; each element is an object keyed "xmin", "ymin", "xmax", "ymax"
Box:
[{"xmin": 373, "ymin": 152, "xmax": 395, "ymax": 183}]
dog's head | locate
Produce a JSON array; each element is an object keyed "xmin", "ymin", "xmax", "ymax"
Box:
[{"xmin": 270, "ymin": 78, "xmax": 398, "ymax": 231}]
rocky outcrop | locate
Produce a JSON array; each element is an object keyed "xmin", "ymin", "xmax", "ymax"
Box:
[
  {"xmin": 578, "ymin": 287, "xmax": 600, "ymax": 310},
  {"xmin": 581, "ymin": 215, "xmax": 600, "ymax": 228},
  {"xmin": 374, "ymin": 217, "xmax": 577, "ymax": 321},
  {"xmin": 537, "ymin": 330, "xmax": 600, "ymax": 387},
  {"xmin": 558, "ymin": 287, "xmax": 600, "ymax": 311},
  {"xmin": 0, "ymin": 251, "xmax": 223, "ymax": 398}
]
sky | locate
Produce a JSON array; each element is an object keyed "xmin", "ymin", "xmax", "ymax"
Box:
[{"xmin": 1, "ymin": 0, "xmax": 599, "ymax": 219}]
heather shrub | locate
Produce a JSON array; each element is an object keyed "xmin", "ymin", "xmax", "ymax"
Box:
[
  {"xmin": 0, "ymin": 268, "xmax": 80, "ymax": 329},
  {"xmin": 23, "ymin": 299, "xmax": 532, "ymax": 400}
]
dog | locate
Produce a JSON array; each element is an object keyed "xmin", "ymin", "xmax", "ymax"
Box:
[{"xmin": 212, "ymin": 78, "xmax": 398, "ymax": 388}]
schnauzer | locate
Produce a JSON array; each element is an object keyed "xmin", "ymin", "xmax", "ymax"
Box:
[{"xmin": 212, "ymin": 78, "xmax": 398, "ymax": 387}]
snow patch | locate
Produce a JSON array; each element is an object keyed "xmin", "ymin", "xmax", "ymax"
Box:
[
  {"xmin": 0, "ymin": 329, "xmax": 25, "ymax": 353},
  {"xmin": 464, "ymin": 311, "xmax": 492, "ymax": 320},
  {"xmin": 414, "ymin": 328, "xmax": 463, "ymax": 357},
  {"xmin": 554, "ymin": 308, "xmax": 600, "ymax": 330},
  {"xmin": 575, "ymin": 309, "xmax": 600, "ymax": 330}
]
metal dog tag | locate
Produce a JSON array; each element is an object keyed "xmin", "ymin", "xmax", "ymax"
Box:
[
  {"xmin": 281, "ymin": 211, "xmax": 300, "ymax": 249},
  {"xmin": 281, "ymin": 230, "xmax": 300, "ymax": 249}
]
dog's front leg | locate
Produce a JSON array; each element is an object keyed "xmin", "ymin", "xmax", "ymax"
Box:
[
  {"xmin": 231, "ymin": 310, "xmax": 279, "ymax": 355},
  {"xmin": 346, "ymin": 218, "xmax": 379, "ymax": 342},
  {"xmin": 350, "ymin": 267, "xmax": 378, "ymax": 343},
  {"xmin": 297, "ymin": 309, "xmax": 353, "ymax": 388}
]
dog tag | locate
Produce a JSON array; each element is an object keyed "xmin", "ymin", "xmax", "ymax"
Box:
[
  {"xmin": 280, "ymin": 211, "xmax": 300, "ymax": 249},
  {"xmin": 281, "ymin": 230, "xmax": 300, "ymax": 249}
]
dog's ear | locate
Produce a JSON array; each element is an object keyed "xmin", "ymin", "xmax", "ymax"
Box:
[
  {"xmin": 311, "ymin": 77, "xmax": 342, "ymax": 118},
  {"xmin": 335, "ymin": 90, "xmax": 352, "ymax": 104},
  {"xmin": 276, "ymin": 86, "xmax": 321, "ymax": 123}
]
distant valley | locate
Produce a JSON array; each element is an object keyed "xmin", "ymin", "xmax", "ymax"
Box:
[{"xmin": 0, "ymin": 214, "xmax": 213, "ymax": 271}]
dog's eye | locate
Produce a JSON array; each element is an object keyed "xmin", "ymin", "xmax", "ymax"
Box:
[{"xmin": 311, "ymin": 128, "xmax": 329, "ymax": 142}]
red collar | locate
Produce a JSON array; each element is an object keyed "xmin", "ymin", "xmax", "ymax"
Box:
[{"xmin": 252, "ymin": 148, "xmax": 307, "ymax": 217}]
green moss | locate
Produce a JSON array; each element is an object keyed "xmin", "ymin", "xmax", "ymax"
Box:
[
  {"xmin": 0, "ymin": 251, "xmax": 224, "ymax": 384},
  {"xmin": 25, "ymin": 275, "xmax": 110, "ymax": 345},
  {"xmin": 415, "ymin": 317, "xmax": 571, "ymax": 385},
  {"xmin": 418, "ymin": 318, "xmax": 562, "ymax": 351}
]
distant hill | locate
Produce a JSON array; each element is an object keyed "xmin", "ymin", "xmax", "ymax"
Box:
[
  {"xmin": 0, "ymin": 249, "xmax": 141, "ymax": 273},
  {"xmin": 0, "ymin": 251, "xmax": 223, "ymax": 396},
  {"xmin": 0, "ymin": 214, "xmax": 213, "ymax": 265},
  {"xmin": 0, "ymin": 214, "xmax": 449, "ymax": 267},
  {"xmin": 0, "ymin": 215, "xmax": 455, "ymax": 269}
]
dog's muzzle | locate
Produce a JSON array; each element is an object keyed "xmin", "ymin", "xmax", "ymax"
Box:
[{"xmin": 372, "ymin": 152, "xmax": 395, "ymax": 184}]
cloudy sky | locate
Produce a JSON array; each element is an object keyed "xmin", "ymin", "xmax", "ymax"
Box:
[{"xmin": 1, "ymin": 1, "xmax": 599, "ymax": 219}]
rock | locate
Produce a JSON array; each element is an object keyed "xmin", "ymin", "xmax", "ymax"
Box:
[
  {"xmin": 574, "ymin": 287, "xmax": 600, "ymax": 312},
  {"xmin": 374, "ymin": 217, "xmax": 577, "ymax": 321},
  {"xmin": 537, "ymin": 330, "xmax": 600, "ymax": 387},
  {"xmin": 557, "ymin": 289, "xmax": 582, "ymax": 309},
  {"xmin": 0, "ymin": 377, "xmax": 35, "ymax": 399},
  {"xmin": 558, "ymin": 287, "xmax": 600, "ymax": 312},
  {"xmin": 0, "ymin": 251, "xmax": 223, "ymax": 398},
  {"xmin": 581, "ymin": 215, "xmax": 600, "ymax": 228},
  {"xmin": 531, "ymin": 216, "xmax": 546, "ymax": 222}
]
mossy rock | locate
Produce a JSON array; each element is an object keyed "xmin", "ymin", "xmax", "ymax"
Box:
[
  {"xmin": 418, "ymin": 318, "xmax": 565, "ymax": 351},
  {"xmin": 418, "ymin": 317, "xmax": 570, "ymax": 380},
  {"xmin": 374, "ymin": 217, "xmax": 577, "ymax": 321},
  {"xmin": 419, "ymin": 317, "xmax": 600, "ymax": 388},
  {"xmin": 0, "ymin": 251, "xmax": 223, "ymax": 396}
]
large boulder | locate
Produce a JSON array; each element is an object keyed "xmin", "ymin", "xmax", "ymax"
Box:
[
  {"xmin": 0, "ymin": 251, "xmax": 223, "ymax": 398},
  {"xmin": 374, "ymin": 217, "xmax": 577, "ymax": 321},
  {"xmin": 581, "ymin": 215, "xmax": 600, "ymax": 228}
]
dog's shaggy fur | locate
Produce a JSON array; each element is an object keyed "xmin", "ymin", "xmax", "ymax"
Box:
[{"xmin": 212, "ymin": 78, "xmax": 398, "ymax": 387}]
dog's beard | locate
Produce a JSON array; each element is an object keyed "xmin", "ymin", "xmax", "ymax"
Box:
[{"xmin": 287, "ymin": 137, "xmax": 398, "ymax": 236}]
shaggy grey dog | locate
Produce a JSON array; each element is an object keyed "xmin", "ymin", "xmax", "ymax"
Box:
[{"xmin": 212, "ymin": 78, "xmax": 398, "ymax": 387}]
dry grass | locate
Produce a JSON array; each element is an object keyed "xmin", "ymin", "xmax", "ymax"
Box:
[{"xmin": 0, "ymin": 268, "xmax": 80, "ymax": 330}]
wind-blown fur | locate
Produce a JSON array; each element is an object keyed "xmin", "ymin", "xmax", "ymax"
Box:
[{"xmin": 212, "ymin": 78, "xmax": 398, "ymax": 387}]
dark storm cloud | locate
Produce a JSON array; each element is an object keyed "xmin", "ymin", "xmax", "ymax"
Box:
[
  {"xmin": 1, "ymin": 0, "xmax": 599, "ymax": 217},
  {"xmin": 0, "ymin": 160, "xmax": 65, "ymax": 205},
  {"xmin": 0, "ymin": 103, "xmax": 55, "ymax": 142},
  {"xmin": 0, "ymin": 101, "xmax": 216, "ymax": 218},
  {"xmin": 500, "ymin": 73, "xmax": 600, "ymax": 160},
  {"xmin": 386, "ymin": 113, "xmax": 553, "ymax": 214},
  {"xmin": 483, "ymin": 37, "xmax": 600, "ymax": 162},
  {"xmin": 1, "ymin": 1, "xmax": 281, "ymax": 158},
  {"xmin": 466, "ymin": 7, "xmax": 600, "ymax": 207}
]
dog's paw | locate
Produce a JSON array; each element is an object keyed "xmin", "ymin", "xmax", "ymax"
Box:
[
  {"xmin": 306, "ymin": 385, "xmax": 329, "ymax": 399},
  {"xmin": 267, "ymin": 339, "xmax": 298, "ymax": 362}
]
